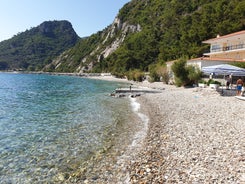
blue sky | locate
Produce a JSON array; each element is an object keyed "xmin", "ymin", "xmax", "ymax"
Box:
[{"xmin": 0, "ymin": 0, "xmax": 130, "ymax": 41}]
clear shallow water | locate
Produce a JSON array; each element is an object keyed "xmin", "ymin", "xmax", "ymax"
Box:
[{"xmin": 0, "ymin": 73, "xmax": 130, "ymax": 183}]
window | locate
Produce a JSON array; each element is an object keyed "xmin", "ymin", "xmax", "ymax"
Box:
[{"xmin": 211, "ymin": 44, "xmax": 221, "ymax": 52}]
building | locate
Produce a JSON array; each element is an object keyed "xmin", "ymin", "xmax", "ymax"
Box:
[
  {"xmin": 203, "ymin": 30, "xmax": 245, "ymax": 60},
  {"xmin": 166, "ymin": 30, "xmax": 245, "ymax": 82},
  {"xmin": 188, "ymin": 30, "xmax": 245, "ymax": 68}
]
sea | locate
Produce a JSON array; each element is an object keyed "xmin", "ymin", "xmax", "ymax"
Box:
[{"xmin": 0, "ymin": 72, "xmax": 143, "ymax": 183}]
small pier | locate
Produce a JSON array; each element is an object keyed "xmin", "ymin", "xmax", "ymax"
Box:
[
  {"xmin": 115, "ymin": 87, "xmax": 163, "ymax": 93},
  {"xmin": 110, "ymin": 87, "xmax": 164, "ymax": 98}
]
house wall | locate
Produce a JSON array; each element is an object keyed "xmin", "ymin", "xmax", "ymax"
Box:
[
  {"xmin": 188, "ymin": 59, "xmax": 230, "ymax": 69},
  {"xmin": 165, "ymin": 31, "xmax": 245, "ymax": 84},
  {"xmin": 209, "ymin": 51, "xmax": 245, "ymax": 60},
  {"xmin": 205, "ymin": 31, "xmax": 245, "ymax": 60}
]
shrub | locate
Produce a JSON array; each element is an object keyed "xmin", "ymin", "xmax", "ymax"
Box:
[
  {"xmin": 157, "ymin": 66, "xmax": 170, "ymax": 84},
  {"xmin": 149, "ymin": 63, "xmax": 170, "ymax": 83},
  {"xmin": 149, "ymin": 69, "xmax": 160, "ymax": 82},
  {"xmin": 112, "ymin": 72, "xmax": 125, "ymax": 78},
  {"xmin": 171, "ymin": 58, "xmax": 201, "ymax": 86},
  {"xmin": 207, "ymin": 79, "xmax": 221, "ymax": 85},
  {"xmin": 171, "ymin": 58, "xmax": 188, "ymax": 86},
  {"xmin": 126, "ymin": 69, "xmax": 145, "ymax": 82},
  {"xmin": 149, "ymin": 64, "xmax": 161, "ymax": 82},
  {"xmin": 186, "ymin": 65, "xmax": 202, "ymax": 84},
  {"xmin": 174, "ymin": 77, "xmax": 183, "ymax": 87},
  {"xmin": 198, "ymin": 79, "xmax": 207, "ymax": 84}
]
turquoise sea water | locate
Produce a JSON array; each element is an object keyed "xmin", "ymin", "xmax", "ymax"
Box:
[{"xmin": 0, "ymin": 73, "xmax": 131, "ymax": 183}]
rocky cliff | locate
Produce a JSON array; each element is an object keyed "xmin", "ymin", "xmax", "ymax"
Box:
[
  {"xmin": 1, "ymin": 0, "xmax": 244, "ymax": 74},
  {"xmin": 0, "ymin": 20, "xmax": 80, "ymax": 71},
  {"xmin": 44, "ymin": 17, "xmax": 141, "ymax": 73},
  {"xmin": 44, "ymin": 0, "xmax": 245, "ymax": 74}
]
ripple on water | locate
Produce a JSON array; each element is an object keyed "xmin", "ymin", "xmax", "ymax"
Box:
[{"xmin": 0, "ymin": 73, "xmax": 130, "ymax": 183}]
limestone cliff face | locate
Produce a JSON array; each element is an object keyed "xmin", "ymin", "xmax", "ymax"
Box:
[
  {"xmin": 79, "ymin": 18, "xmax": 141, "ymax": 73},
  {"xmin": 101, "ymin": 17, "xmax": 141, "ymax": 58},
  {"xmin": 45, "ymin": 17, "xmax": 141, "ymax": 73}
]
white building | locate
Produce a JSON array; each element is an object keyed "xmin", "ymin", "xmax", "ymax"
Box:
[
  {"xmin": 188, "ymin": 30, "xmax": 245, "ymax": 68},
  {"xmin": 166, "ymin": 30, "xmax": 245, "ymax": 83}
]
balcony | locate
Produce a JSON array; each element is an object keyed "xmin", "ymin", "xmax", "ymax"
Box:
[{"xmin": 211, "ymin": 43, "xmax": 245, "ymax": 53}]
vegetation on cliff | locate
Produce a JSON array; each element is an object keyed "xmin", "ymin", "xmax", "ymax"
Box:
[
  {"xmin": 105, "ymin": 0, "xmax": 245, "ymax": 74},
  {"xmin": 46, "ymin": 0, "xmax": 245, "ymax": 75},
  {"xmin": 0, "ymin": 20, "xmax": 79, "ymax": 71},
  {"xmin": 0, "ymin": 0, "xmax": 245, "ymax": 74}
]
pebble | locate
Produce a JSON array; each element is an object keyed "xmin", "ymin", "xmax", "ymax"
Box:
[
  {"xmin": 127, "ymin": 86, "xmax": 245, "ymax": 183},
  {"xmin": 63, "ymin": 84, "xmax": 245, "ymax": 183}
]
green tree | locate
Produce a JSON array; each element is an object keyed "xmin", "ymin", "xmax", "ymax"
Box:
[
  {"xmin": 171, "ymin": 58, "xmax": 201, "ymax": 86},
  {"xmin": 171, "ymin": 58, "xmax": 189, "ymax": 86},
  {"xmin": 186, "ymin": 65, "xmax": 202, "ymax": 85}
]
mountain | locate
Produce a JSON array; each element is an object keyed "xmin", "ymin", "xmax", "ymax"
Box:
[
  {"xmin": 0, "ymin": 20, "xmax": 80, "ymax": 71},
  {"xmin": 1, "ymin": 0, "xmax": 244, "ymax": 73},
  {"xmin": 44, "ymin": 0, "xmax": 245, "ymax": 75}
]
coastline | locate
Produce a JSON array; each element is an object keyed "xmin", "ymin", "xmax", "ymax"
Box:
[
  {"xmin": 3, "ymin": 72, "xmax": 244, "ymax": 182},
  {"xmin": 84, "ymin": 76, "xmax": 245, "ymax": 183},
  {"xmin": 130, "ymin": 85, "xmax": 245, "ymax": 183}
]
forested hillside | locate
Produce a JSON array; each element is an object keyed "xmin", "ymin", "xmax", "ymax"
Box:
[
  {"xmin": 45, "ymin": 0, "xmax": 244, "ymax": 75},
  {"xmin": 112, "ymin": 0, "xmax": 245, "ymax": 71},
  {"xmin": 0, "ymin": 20, "xmax": 79, "ymax": 71},
  {"xmin": 0, "ymin": 0, "xmax": 244, "ymax": 73}
]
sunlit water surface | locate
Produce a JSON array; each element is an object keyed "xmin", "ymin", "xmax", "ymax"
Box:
[{"xmin": 0, "ymin": 73, "xmax": 131, "ymax": 183}]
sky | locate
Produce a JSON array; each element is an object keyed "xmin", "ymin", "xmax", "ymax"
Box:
[{"xmin": 0, "ymin": 0, "xmax": 130, "ymax": 42}]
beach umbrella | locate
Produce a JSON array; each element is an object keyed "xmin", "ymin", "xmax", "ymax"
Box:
[
  {"xmin": 202, "ymin": 64, "xmax": 245, "ymax": 95},
  {"xmin": 201, "ymin": 64, "xmax": 245, "ymax": 76}
]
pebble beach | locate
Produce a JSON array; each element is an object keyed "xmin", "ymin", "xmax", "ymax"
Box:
[
  {"xmin": 130, "ymin": 84, "xmax": 245, "ymax": 183},
  {"xmin": 73, "ymin": 76, "xmax": 245, "ymax": 183}
]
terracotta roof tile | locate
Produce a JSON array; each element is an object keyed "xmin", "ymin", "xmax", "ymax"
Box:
[{"xmin": 203, "ymin": 30, "xmax": 245, "ymax": 43}]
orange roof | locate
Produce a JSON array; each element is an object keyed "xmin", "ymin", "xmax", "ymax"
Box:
[{"xmin": 203, "ymin": 30, "xmax": 245, "ymax": 43}]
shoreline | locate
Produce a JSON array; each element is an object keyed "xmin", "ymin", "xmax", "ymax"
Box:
[
  {"xmin": 82, "ymin": 75, "xmax": 245, "ymax": 183},
  {"xmin": 5, "ymin": 72, "xmax": 243, "ymax": 182},
  {"xmin": 72, "ymin": 92, "xmax": 151, "ymax": 183},
  {"xmin": 13, "ymin": 73, "xmax": 241, "ymax": 183},
  {"xmin": 130, "ymin": 85, "xmax": 245, "ymax": 183}
]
